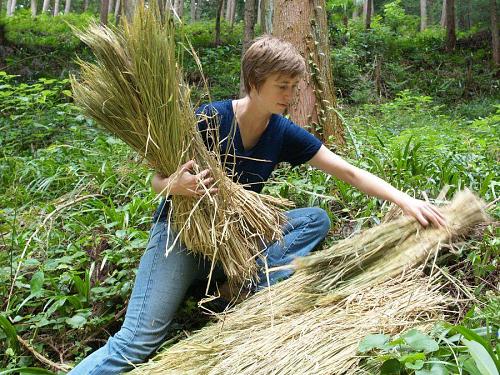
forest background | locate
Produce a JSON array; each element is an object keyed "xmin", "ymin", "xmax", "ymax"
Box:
[{"xmin": 0, "ymin": 0, "xmax": 498, "ymax": 373}]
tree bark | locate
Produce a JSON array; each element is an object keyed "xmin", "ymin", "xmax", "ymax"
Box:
[
  {"xmin": 100, "ymin": 0, "xmax": 109, "ymax": 25},
  {"xmin": 261, "ymin": 0, "xmax": 273, "ymax": 34},
  {"xmin": 492, "ymin": 0, "xmax": 500, "ymax": 68},
  {"xmin": 53, "ymin": 0, "xmax": 60, "ymax": 15},
  {"xmin": 240, "ymin": 0, "xmax": 257, "ymax": 97},
  {"xmin": 124, "ymin": 0, "xmax": 136, "ymax": 22},
  {"xmin": 440, "ymin": 0, "xmax": 446, "ymax": 27},
  {"xmin": 225, "ymin": 0, "xmax": 235, "ymax": 26},
  {"xmin": 445, "ymin": 0, "xmax": 456, "ymax": 52},
  {"xmin": 420, "ymin": 0, "xmax": 427, "ymax": 31},
  {"xmin": 31, "ymin": 0, "xmax": 37, "ymax": 16},
  {"xmin": 6, "ymin": 0, "xmax": 12, "ymax": 16},
  {"xmin": 364, "ymin": 0, "xmax": 372, "ymax": 30},
  {"xmin": 190, "ymin": 0, "xmax": 196, "ymax": 22},
  {"xmin": 108, "ymin": 0, "xmax": 113, "ymax": 14},
  {"xmin": 256, "ymin": 0, "xmax": 261, "ymax": 27},
  {"xmin": 42, "ymin": 0, "xmax": 50, "ymax": 12},
  {"xmin": 174, "ymin": 0, "xmax": 183, "ymax": 19},
  {"xmin": 114, "ymin": 0, "xmax": 121, "ymax": 24},
  {"xmin": 272, "ymin": 0, "xmax": 345, "ymax": 146},
  {"xmin": 215, "ymin": 0, "xmax": 224, "ymax": 46},
  {"xmin": 64, "ymin": 0, "xmax": 71, "ymax": 14}
]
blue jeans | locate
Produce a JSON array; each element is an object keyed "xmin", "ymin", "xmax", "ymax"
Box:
[{"xmin": 69, "ymin": 207, "xmax": 330, "ymax": 374}]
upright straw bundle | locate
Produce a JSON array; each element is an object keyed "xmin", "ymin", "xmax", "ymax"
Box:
[
  {"xmin": 71, "ymin": 2, "xmax": 288, "ymax": 285},
  {"xmin": 129, "ymin": 190, "xmax": 488, "ymax": 374}
]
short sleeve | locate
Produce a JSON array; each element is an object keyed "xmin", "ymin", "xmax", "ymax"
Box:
[
  {"xmin": 279, "ymin": 119, "xmax": 322, "ymax": 167},
  {"xmin": 195, "ymin": 103, "xmax": 216, "ymax": 151}
]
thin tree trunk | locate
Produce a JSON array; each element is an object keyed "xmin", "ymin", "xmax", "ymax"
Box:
[
  {"xmin": 440, "ymin": 0, "xmax": 446, "ymax": 27},
  {"xmin": 261, "ymin": 0, "xmax": 273, "ymax": 34},
  {"xmin": 9, "ymin": 0, "xmax": 16, "ymax": 15},
  {"xmin": 174, "ymin": 0, "xmax": 183, "ymax": 18},
  {"xmin": 445, "ymin": 0, "xmax": 456, "ymax": 52},
  {"xmin": 240, "ymin": 0, "xmax": 257, "ymax": 97},
  {"xmin": 229, "ymin": 0, "xmax": 236, "ymax": 27},
  {"xmin": 114, "ymin": 0, "xmax": 121, "ymax": 24},
  {"xmin": 272, "ymin": 0, "xmax": 345, "ymax": 146},
  {"xmin": 492, "ymin": 0, "xmax": 499, "ymax": 68},
  {"xmin": 364, "ymin": 0, "xmax": 372, "ymax": 30},
  {"xmin": 53, "ymin": 0, "xmax": 59, "ymax": 15},
  {"xmin": 64, "ymin": 0, "xmax": 71, "ymax": 14},
  {"xmin": 42, "ymin": 0, "xmax": 50, "ymax": 12},
  {"xmin": 31, "ymin": 0, "xmax": 37, "ymax": 16},
  {"xmin": 221, "ymin": 0, "xmax": 225, "ymax": 18},
  {"xmin": 108, "ymin": 0, "xmax": 113, "ymax": 14},
  {"xmin": 190, "ymin": 0, "xmax": 196, "ymax": 22},
  {"xmin": 124, "ymin": 0, "xmax": 135, "ymax": 22},
  {"xmin": 6, "ymin": 0, "xmax": 12, "ymax": 16},
  {"xmin": 420, "ymin": 0, "xmax": 427, "ymax": 31},
  {"xmin": 100, "ymin": 0, "xmax": 109, "ymax": 25},
  {"xmin": 256, "ymin": 0, "xmax": 261, "ymax": 27},
  {"xmin": 214, "ymin": 0, "xmax": 224, "ymax": 46}
]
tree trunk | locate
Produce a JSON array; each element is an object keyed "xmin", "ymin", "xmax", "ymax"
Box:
[
  {"xmin": 31, "ymin": 0, "xmax": 37, "ymax": 16},
  {"xmin": 492, "ymin": 0, "xmax": 500, "ymax": 68},
  {"xmin": 256, "ymin": 0, "xmax": 261, "ymax": 27},
  {"xmin": 272, "ymin": 0, "xmax": 345, "ymax": 146},
  {"xmin": 9, "ymin": 0, "xmax": 16, "ymax": 15},
  {"xmin": 420, "ymin": 0, "xmax": 427, "ymax": 31},
  {"xmin": 240, "ymin": 0, "xmax": 257, "ymax": 97},
  {"xmin": 261, "ymin": 0, "xmax": 273, "ymax": 34},
  {"xmin": 108, "ymin": 0, "xmax": 113, "ymax": 14},
  {"xmin": 100, "ymin": 0, "xmax": 109, "ymax": 25},
  {"xmin": 124, "ymin": 0, "xmax": 136, "ymax": 22},
  {"xmin": 214, "ymin": 0, "xmax": 224, "ymax": 46},
  {"xmin": 42, "ymin": 0, "xmax": 50, "ymax": 12},
  {"xmin": 115, "ymin": 0, "xmax": 121, "ymax": 24},
  {"xmin": 6, "ymin": 0, "xmax": 12, "ymax": 16},
  {"xmin": 82, "ymin": 0, "xmax": 88, "ymax": 11},
  {"xmin": 225, "ymin": 0, "xmax": 235, "ymax": 26},
  {"xmin": 53, "ymin": 0, "xmax": 60, "ymax": 15},
  {"xmin": 440, "ymin": 0, "xmax": 446, "ymax": 27},
  {"xmin": 174, "ymin": 0, "xmax": 183, "ymax": 19},
  {"xmin": 364, "ymin": 0, "xmax": 372, "ymax": 30},
  {"xmin": 445, "ymin": 0, "xmax": 455, "ymax": 52},
  {"xmin": 64, "ymin": 0, "xmax": 71, "ymax": 14},
  {"xmin": 190, "ymin": 0, "xmax": 196, "ymax": 22}
]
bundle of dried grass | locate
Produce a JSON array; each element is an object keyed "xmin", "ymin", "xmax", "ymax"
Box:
[
  {"xmin": 131, "ymin": 271, "xmax": 449, "ymax": 374},
  {"xmin": 128, "ymin": 190, "xmax": 488, "ymax": 374},
  {"xmin": 70, "ymin": 2, "xmax": 288, "ymax": 285}
]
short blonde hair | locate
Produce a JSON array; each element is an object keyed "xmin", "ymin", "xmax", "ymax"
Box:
[{"xmin": 242, "ymin": 35, "xmax": 306, "ymax": 95}]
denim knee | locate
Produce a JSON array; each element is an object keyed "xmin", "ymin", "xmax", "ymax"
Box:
[
  {"xmin": 309, "ymin": 207, "xmax": 331, "ymax": 239},
  {"xmin": 107, "ymin": 328, "xmax": 159, "ymax": 365}
]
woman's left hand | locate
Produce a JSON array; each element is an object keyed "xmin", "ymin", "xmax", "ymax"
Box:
[{"xmin": 399, "ymin": 196, "xmax": 446, "ymax": 228}]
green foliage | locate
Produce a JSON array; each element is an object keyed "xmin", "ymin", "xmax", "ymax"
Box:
[
  {"xmin": 1, "ymin": 9, "xmax": 94, "ymax": 49},
  {"xmin": 359, "ymin": 323, "xmax": 499, "ymax": 374}
]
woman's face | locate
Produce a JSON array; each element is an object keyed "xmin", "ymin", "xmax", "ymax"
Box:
[{"xmin": 250, "ymin": 73, "xmax": 300, "ymax": 115}]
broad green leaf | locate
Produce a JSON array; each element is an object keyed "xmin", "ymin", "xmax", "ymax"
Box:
[
  {"xmin": 66, "ymin": 314, "xmax": 87, "ymax": 329},
  {"xmin": 30, "ymin": 271, "xmax": 44, "ymax": 295},
  {"xmin": 405, "ymin": 359, "xmax": 425, "ymax": 370},
  {"xmin": 0, "ymin": 315, "xmax": 20, "ymax": 353},
  {"xmin": 380, "ymin": 358, "xmax": 401, "ymax": 374},
  {"xmin": 463, "ymin": 339, "xmax": 499, "ymax": 375},
  {"xmin": 402, "ymin": 329, "xmax": 439, "ymax": 353},
  {"xmin": 358, "ymin": 333, "xmax": 391, "ymax": 352},
  {"xmin": 415, "ymin": 364, "xmax": 448, "ymax": 375}
]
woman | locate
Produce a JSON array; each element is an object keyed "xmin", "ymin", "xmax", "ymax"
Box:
[{"xmin": 69, "ymin": 35, "xmax": 444, "ymax": 374}]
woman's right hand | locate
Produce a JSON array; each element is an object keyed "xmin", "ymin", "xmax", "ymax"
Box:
[{"xmin": 152, "ymin": 160, "xmax": 218, "ymax": 197}]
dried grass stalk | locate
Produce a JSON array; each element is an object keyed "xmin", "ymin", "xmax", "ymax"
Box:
[
  {"xmin": 130, "ymin": 271, "xmax": 450, "ymax": 374},
  {"xmin": 128, "ymin": 190, "xmax": 487, "ymax": 374},
  {"xmin": 70, "ymin": 2, "xmax": 289, "ymax": 285}
]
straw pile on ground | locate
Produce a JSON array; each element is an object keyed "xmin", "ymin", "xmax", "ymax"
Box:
[
  {"xmin": 70, "ymin": 3, "xmax": 287, "ymax": 285},
  {"xmin": 129, "ymin": 190, "xmax": 489, "ymax": 374}
]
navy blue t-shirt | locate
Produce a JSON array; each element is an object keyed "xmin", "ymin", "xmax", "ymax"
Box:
[{"xmin": 153, "ymin": 99, "xmax": 322, "ymax": 222}]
